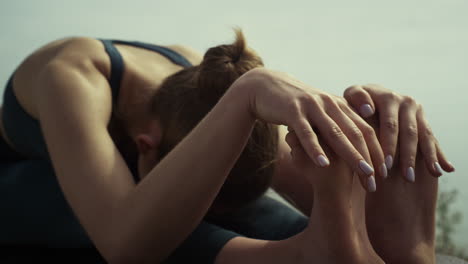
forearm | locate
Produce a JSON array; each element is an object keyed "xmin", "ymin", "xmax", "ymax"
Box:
[{"xmin": 114, "ymin": 80, "xmax": 257, "ymax": 262}]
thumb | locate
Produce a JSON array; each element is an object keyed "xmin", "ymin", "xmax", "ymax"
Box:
[{"xmin": 343, "ymin": 85, "xmax": 375, "ymax": 118}]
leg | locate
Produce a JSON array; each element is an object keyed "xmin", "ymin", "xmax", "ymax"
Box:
[
  {"xmin": 206, "ymin": 195, "xmax": 309, "ymax": 241},
  {"xmin": 366, "ymin": 150, "xmax": 438, "ymax": 264},
  {"xmin": 288, "ymin": 146, "xmax": 384, "ymax": 264},
  {"xmin": 0, "ymin": 159, "xmax": 92, "ymax": 248}
]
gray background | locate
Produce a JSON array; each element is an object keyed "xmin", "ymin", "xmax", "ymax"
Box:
[{"xmin": 1, "ymin": 0, "xmax": 467, "ymax": 249}]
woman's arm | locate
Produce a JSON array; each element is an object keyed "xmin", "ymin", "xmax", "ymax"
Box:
[
  {"xmin": 37, "ymin": 36, "xmax": 389, "ymax": 262},
  {"xmin": 36, "ymin": 40, "xmax": 258, "ymax": 263}
]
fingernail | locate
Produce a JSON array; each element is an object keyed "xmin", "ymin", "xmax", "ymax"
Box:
[
  {"xmin": 406, "ymin": 167, "xmax": 415, "ymax": 182},
  {"xmin": 448, "ymin": 161, "xmax": 455, "ymax": 171},
  {"xmin": 317, "ymin": 155, "xmax": 330, "ymax": 167},
  {"xmin": 368, "ymin": 176, "xmax": 377, "ymax": 192},
  {"xmin": 385, "ymin": 155, "xmax": 393, "ymax": 170},
  {"xmin": 434, "ymin": 162, "xmax": 444, "ymax": 176},
  {"xmin": 360, "ymin": 104, "xmax": 374, "ymax": 118},
  {"xmin": 359, "ymin": 160, "xmax": 374, "ymax": 175},
  {"xmin": 381, "ymin": 163, "xmax": 388, "ymax": 179}
]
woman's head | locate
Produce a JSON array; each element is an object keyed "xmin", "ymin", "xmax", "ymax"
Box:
[{"xmin": 148, "ymin": 29, "xmax": 278, "ymax": 216}]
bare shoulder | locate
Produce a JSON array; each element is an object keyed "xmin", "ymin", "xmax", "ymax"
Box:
[
  {"xmin": 46, "ymin": 37, "xmax": 111, "ymax": 77},
  {"xmin": 16, "ymin": 36, "xmax": 111, "ymax": 82},
  {"xmin": 12, "ymin": 36, "xmax": 112, "ymax": 120},
  {"xmin": 166, "ymin": 44, "xmax": 203, "ymax": 66}
]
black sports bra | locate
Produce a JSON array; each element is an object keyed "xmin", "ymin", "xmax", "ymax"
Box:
[{"xmin": 1, "ymin": 39, "xmax": 193, "ymax": 182}]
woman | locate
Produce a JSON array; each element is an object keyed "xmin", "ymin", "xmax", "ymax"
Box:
[{"xmin": 0, "ymin": 29, "xmax": 454, "ymax": 263}]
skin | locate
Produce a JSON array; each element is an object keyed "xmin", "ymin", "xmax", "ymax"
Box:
[
  {"xmin": 344, "ymin": 84, "xmax": 454, "ymax": 180},
  {"xmin": 0, "ymin": 36, "xmax": 454, "ymax": 263},
  {"xmin": 282, "ymin": 114, "xmax": 441, "ymax": 264}
]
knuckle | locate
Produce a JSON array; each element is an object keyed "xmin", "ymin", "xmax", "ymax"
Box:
[
  {"xmin": 402, "ymin": 95, "xmax": 417, "ymax": 106},
  {"xmin": 328, "ymin": 125, "xmax": 345, "ymax": 139},
  {"xmin": 319, "ymin": 93, "xmax": 334, "ymax": 104},
  {"xmin": 423, "ymin": 126, "xmax": 433, "ymax": 137},
  {"xmin": 384, "ymin": 91, "xmax": 400, "ymax": 102},
  {"xmin": 405, "ymin": 125, "xmax": 418, "ymax": 137},
  {"xmin": 287, "ymin": 99, "xmax": 302, "ymax": 117},
  {"xmin": 383, "ymin": 119, "xmax": 399, "ymax": 133},
  {"xmin": 297, "ymin": 93, "xmax": 314, "ymax": 104},
  {"xmin": 347, "ymin": 126, "xmax": 364, "ymax": 140},
  {"xmin": 297, "ymin": 93, "xmax": 319, "ymax": 111},
  {"xmin": 319, "ymin": 94, "xmax": 340, "ymax": 110},
  {"xmin": 300, "ymin": 128, "xmax": 315, "ymax": 137}
]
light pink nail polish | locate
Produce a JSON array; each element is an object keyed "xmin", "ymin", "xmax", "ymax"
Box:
[
  {"xmin": 381, "ymin": 163, "xmax": 388, "ymax": 179},
  {"xmin": 434, "ymin": 162, "xmax": 443, "ymax": 175},
  {"xmin": 368, "ymin": 176, "xmax": 377, "ymax": 192},
  {"xmin": 317, "ymin": 155, "xmax": 330, "ymax": 167},
  {"xmin": 406, "ymin": 167, "xmax": 415, "ymax": 182},
  {"xmin": 448, "ymin": 161, "xmax": 455, "ymax": 171},
  {"xmin": 359, "ymin": 160, "xmax": 374, "ymax": 175},
  {"xmin": 360, "ymin": 104, "xmax": 374, "ymax": 118},
  {"xmin": 385, "ymin": 155, "xmax": 393, "ymax": 170}
]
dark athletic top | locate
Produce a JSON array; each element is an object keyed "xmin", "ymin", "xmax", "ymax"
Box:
[
  {"xmin": 1, "ymin": 39, "xmax": 192, "ymax": 183},
  {"xmin": 0, "ymin": 39, "xmax": 308, "ymax": 263}
]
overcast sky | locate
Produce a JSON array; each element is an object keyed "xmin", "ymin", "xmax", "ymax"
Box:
[{"xmin": 1, "ymin": 0, "xmax": 467, "ymax": 248}]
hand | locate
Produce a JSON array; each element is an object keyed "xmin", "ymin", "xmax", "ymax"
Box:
[
  {"xmin": 344, "ymin": 84, "xmax": 455, "ymax": 182},
  {"xmin": 240, "ymin": 68, "xmax": 386, "ymax": 192}
]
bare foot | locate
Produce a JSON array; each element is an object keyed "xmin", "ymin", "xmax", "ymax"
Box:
[
  {"xmin": 289, "ymin": 148, "xmax": 384, "ymax": 264},
  {"xmin": 366, "ymin": 152, "xmax": 438, "ymax": 264}
]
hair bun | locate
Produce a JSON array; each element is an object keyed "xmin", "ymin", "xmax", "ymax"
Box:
[
  {"xmin": 198, "ymin": 28, "xmax": 264, "ymax": 105},
  {"xmin": 151, "ymin": 28, "xmax": 277, "ymax": 215}
]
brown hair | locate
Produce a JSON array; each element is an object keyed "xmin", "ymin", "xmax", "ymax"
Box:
[{"xmin": 151, "ymin": 29, "xmax": 278, "ymax": 216}]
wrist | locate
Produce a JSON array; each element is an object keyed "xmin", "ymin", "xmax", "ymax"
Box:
[
  {"xmin": 228, "ymin": 73, "xmax": 259, "ymax": 123},
  {"xmin": 230, "ymin": 67, "xmax": 269, "ymax": 122}
]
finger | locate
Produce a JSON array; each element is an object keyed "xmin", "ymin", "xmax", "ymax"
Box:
[
  {"xmin": 416, "ymin": 107, "xmax": 442, "ymax": 177},
  {"xmin": 290, "ymin": 118, "xmax": 330, "ymax": 168},
  {"xmin": 340, "ymin": 103, "xmax": 387, "ymax": 179},
  {"xmin": 310, "ymin": 107, "xmax": 377, "ymax": 192},
  {"xmin": 360, "ymin": 84, "xmax": 401, "ymax": 171},
  {"xmin": 344, "ymin": 85, "xmax": 375, "ymax": 118},
  {"xmin": 377, "ymin": 101, "xmax": 400, "ymax": 172},
  {"xmin": 435, "ymin": 141, "xmax": 455, "ymax": 172},
  {"xmin": 399, "ymin": 97, "xmax": 419, "ymax": 183}
]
